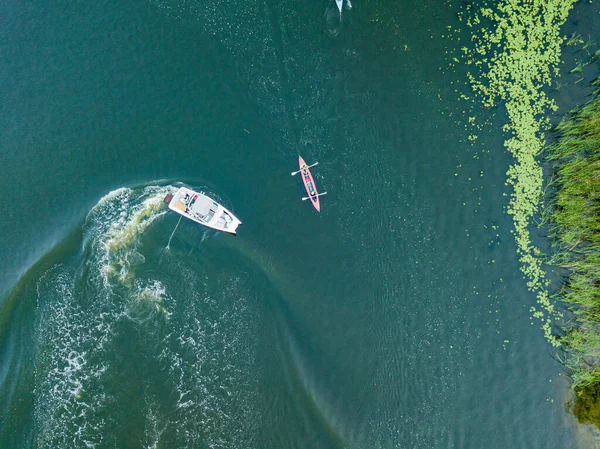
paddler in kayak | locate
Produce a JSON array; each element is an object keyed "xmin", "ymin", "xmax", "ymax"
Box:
[{"xmin": 300, "ymin": 164, "xmax": 317, "ymax": 197}]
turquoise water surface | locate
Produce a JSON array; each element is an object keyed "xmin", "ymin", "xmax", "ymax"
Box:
[{"xmin": 2, "ymin": 0, "xmax": 600, "ymax": 447}]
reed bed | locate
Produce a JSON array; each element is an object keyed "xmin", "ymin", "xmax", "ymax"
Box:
[{"xmin": 548, "ymin": 81, "xmax": 600, "ymax": 394}]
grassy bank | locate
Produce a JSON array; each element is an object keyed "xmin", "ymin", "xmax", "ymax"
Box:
[{"xmin": 547, "ymin": 80, "xmax": 600, "ymax": 397}]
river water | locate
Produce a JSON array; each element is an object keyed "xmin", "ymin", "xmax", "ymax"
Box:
[{"xmin": 1, "ymin": 0, "xmax": 600, "ymax": 447}]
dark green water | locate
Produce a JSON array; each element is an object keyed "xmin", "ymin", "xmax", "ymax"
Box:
[{"xmin": 2, "ymin": 0, "xmax": 600, "ymax": 447}]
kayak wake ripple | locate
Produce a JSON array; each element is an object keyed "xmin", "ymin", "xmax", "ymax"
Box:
[
  {"xmin": 29, "ymin": 185, "xmax": 260, "ymax": 448},
  {"xmin": 151, "ymin": 0, "xmax": 349, "ymax": 154}
]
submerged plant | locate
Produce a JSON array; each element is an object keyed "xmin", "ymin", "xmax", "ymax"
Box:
[
  {"xmin": 566, "ymin": 32, "xmax": 584, "ymax": 47},
  {"xmin": 569, "ymin": 60, "xmax": 588, "ymax": 74}
]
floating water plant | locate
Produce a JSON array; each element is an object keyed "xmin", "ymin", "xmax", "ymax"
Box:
[{"xmin": 463, "ymin": 0, "xmax": 577, "ymax": 346}]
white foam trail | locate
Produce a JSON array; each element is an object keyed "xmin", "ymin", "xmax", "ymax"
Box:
[
  {"xmin": 34, "ymin": 266, "xmax": 107, "ymax": 448},
  {"xmin": 142, "ymin": 395, "xmax": 168, "ymax": 449},
  {"xmin": 34, "ymin": 186, "xmax": 174, "ymax": 446},
  {"xmin": 154, "ymin": 270, "xmax": 260, "ymax": 447},
  {"xmin": 33, "ymin": 184, "xmax": 260, "ymax": 447},
  {"xmin": 126, "ymin": 279, "xmax": 172, "ymax": 324},
  {"xmin": 84, "ymin": 186, "xmax": 170, "ymax": 287}
]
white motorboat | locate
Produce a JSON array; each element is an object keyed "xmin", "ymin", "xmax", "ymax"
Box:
[
  {"xmin": 335, "ymin": 0, "xmax": 343, "ymax": 13},
  {"xmin": 164, "ymin": 187, "xmax": 241, "ymax": 234}
]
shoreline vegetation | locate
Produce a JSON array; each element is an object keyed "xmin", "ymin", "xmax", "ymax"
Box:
[
  {"xmin": 548, "ymin": 79, "xmax": 600, "ymax": 424},
  {"xmin": 463, "ymin": 0, "xmax": 600, "ymax": 423},
  {"xmin": 463, "ymin": 0, "xmax": 576, "ymax": 345}
]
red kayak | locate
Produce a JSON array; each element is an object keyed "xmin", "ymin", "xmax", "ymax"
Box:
[{"xmin": 296, "ymin": 156, "xmax": 322, "ymax": 211}]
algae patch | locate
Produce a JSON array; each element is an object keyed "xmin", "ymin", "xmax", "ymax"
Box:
[
  {"xmin": 463, "ymin": 0, "xmax": 577, "ymax": 345},
  {"xmin": 572, "ymin": 383, "xmax": 600, "ymax": 428}
]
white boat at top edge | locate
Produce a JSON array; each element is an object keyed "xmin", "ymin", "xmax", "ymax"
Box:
[
  {"xmin": 164, "ymin": 187, "xmax": 241, "ymax": 234},
  {"xmin": 335, "ymin": 0, "xmax": 343, "ymax": 13}
]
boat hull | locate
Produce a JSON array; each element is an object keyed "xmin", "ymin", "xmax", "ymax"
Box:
[
  {"xmin": 165, "ymin": 187, "xmax": 241, "ymax": 234},
  {"xmin": 298, "ymin": 156, "xmax": 320, "ymax": 211}
]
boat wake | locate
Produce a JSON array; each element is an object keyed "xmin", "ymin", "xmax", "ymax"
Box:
[
  {"xmin": 0, "ymin": 184, "xmax": 262, "ymax": 448},
  {"xmin": 216, "ymin": 237, "xmax": 360, "ymax": 448},
  {"xmin": 83, "ymin": 185, "xmax": 170, "ymax": 288},
  {"xmin": 5, "ymin": 184, "xmax": 360, "ymax": 448}
]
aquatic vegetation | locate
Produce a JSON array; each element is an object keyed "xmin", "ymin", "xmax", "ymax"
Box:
[
  {"xmin": 566, "ymin": 33, "xmax": 584, "ymax": 48},
  {"xmin": 547, "ymin": 81, "xmax": 600, "ymax": 392},
  {"xmin": 572, "ymin": 382, "xmax": 600, "ymax": 427},
  {"xmin": 463, "ymin": 0, "xmax": 576, "ymax": 345}
]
